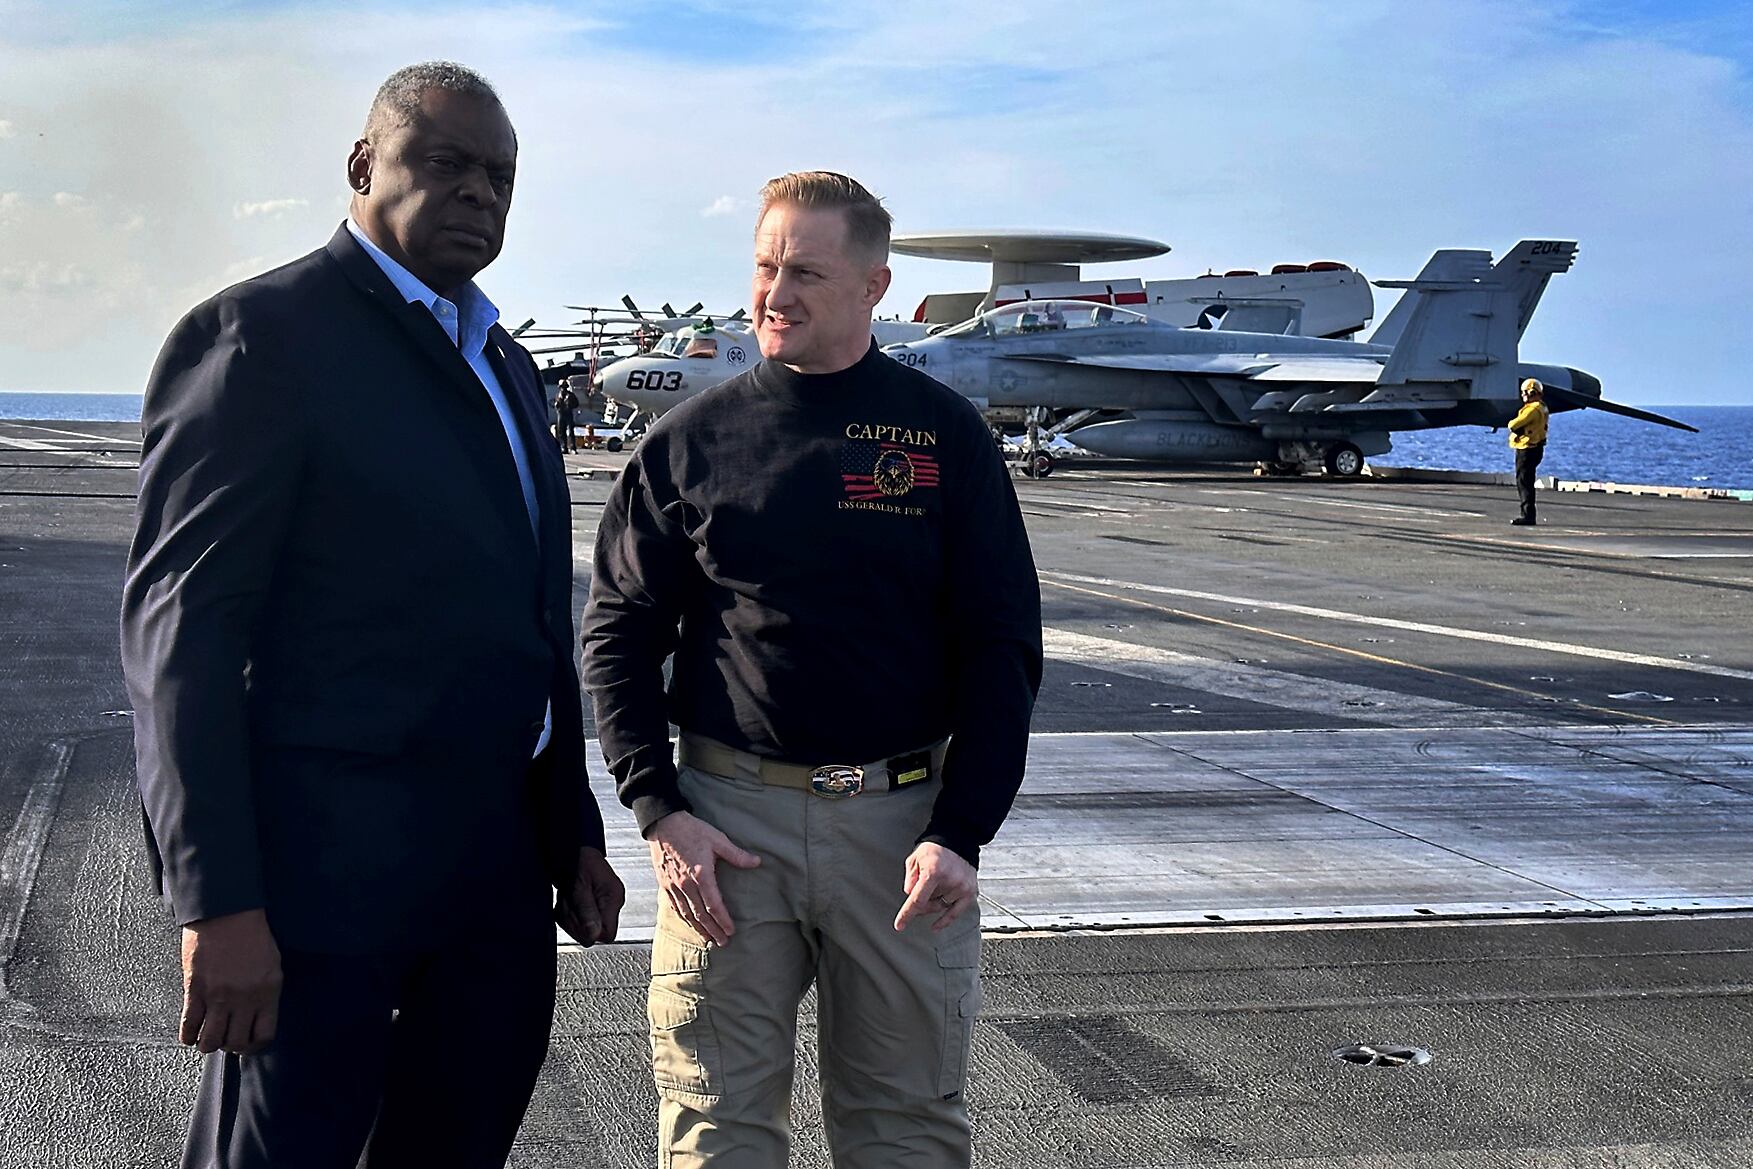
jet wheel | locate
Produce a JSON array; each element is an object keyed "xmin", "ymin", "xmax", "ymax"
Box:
[
  {"xmin": 1324, "ymin": 443, "xmax": 1364, "ymax": 477},
  {"xmin": 1025, "ymin": 451, "xmax": 1055, "ymax": 479},
  {"xmin": 605, "ymin": 437, "xmax": 624, "ymax": 453}
]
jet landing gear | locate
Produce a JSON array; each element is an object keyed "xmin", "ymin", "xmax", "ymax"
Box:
[
  {"xmin": 1257, "ymin": 440, "xmax": 1367, "ymax": 478},
  {"xmin": 1016, "ymin": 406, "xmax": 1103, "ymax": 479},
  {"xmin": 605, "ymin": 406, "xmax": 650, "ymax": 453},
  {"xmin": 1252, "ymin": 460, "xmax": 1301, "ymax": 478},
  {"xmin": 1019, "ymin": 406, "xmax": 1054, "ymax": 478},
  {"xmin": 1323, "ymin": 442, "xmax": 1365, "ymax": 477}
]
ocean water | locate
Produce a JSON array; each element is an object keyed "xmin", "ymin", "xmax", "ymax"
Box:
[
  {"xmin": 1381, "ymin": 406, "xmax": 1749, "ymax": 491},
  {"xmin": 2, "ymin": 393, "xmax": 1746, "ymax": 490},
  {"xmin": 1, "ymin": 392, "xmax": 144, "ymax": 423}
]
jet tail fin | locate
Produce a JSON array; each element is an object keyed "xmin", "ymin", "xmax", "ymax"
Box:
[
  {"xmin": 1491, "ymin": 240, "xmax": 1578, "ymax": 339},
  {"xmin": 1369, "ymin": 250, "xmax": 1491, "ymax": 348},
  {"xmin": 1374, "ymin": 240, "xmax": 1578, "ymax": 401}
]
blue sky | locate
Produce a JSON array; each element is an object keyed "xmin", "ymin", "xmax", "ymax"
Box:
[{"xmin": 2, "ymin": 0, "xmax": 1750, "ymax": 405}]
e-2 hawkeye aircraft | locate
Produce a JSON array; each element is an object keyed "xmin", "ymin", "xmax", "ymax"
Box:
[
  {"xmin": 594, "ymin": 317, "xmax": 931, "ymax": 432},
  {"xmin": 884, "ymin": 240, "xmax": 1695, "ymax": 477}
]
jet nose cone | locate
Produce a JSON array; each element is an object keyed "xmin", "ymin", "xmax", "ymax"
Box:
[{"xmin": 1567, "ymin": 367, "xmax": 1602, "ymax": 399}]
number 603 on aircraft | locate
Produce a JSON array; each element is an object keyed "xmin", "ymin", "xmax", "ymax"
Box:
[{"xmin": 624, "ymin": 369, "xmax": 684, "ymax": 392}]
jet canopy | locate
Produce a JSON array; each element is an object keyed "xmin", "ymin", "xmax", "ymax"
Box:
[{"xmin": 946, "ymin": 299, "xmax": 1151, "ymax": 339}]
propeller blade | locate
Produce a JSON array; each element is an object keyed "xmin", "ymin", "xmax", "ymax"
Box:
[
  {"xmin": 522, "ymin": 327, "xmax": 638, "ymax": 336},
  {"xmin": 527, "ymin": 344, "xmax": 611, "ymax": 357},
  {"xmin": 1545, "ymin": 385, "xmax": 1698, "ymax": 433},
  {"xmin": 620, "ymin": 295, "xmax": 645, "ymax": 319},
  {"xmin": 682, "ymin": 302, "xmax": 704, "ymax": 317},
  {"xmin": 568, "ymin": 316, "xmax": 649, "ymax": 328},
  {"xmin": 509, "ymin": 318, "xmax": 537, "ymax": 337},
  {"xmin": 728, "ymin": 308, "xmax": 747, "ymax": 322},
  {"xmin": 661, "ymin": 303, "xmax": 677, "ymax": 318}
]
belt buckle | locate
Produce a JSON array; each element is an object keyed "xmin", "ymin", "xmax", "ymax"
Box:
[{"xmin": 809, "ymin": 764, "xmax": 864, "ymax": 799}]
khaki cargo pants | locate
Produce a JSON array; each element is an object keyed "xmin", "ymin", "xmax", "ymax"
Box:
[{"xmin": 649, "ymin": 761, "xmax": 982, "ymax": 1168}]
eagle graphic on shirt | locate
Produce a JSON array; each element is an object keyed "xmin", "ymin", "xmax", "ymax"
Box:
[{"xmin": 840, "ymin": 440, "xmax": 940, "ymax": 501}]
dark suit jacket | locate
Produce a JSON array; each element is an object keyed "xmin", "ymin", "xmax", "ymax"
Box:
[{"xmin": 120, "ymin": 223, "xmax": 605, "ymax": 952}]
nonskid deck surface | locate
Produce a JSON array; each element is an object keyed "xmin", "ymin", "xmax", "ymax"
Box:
[
  {"xmin": 2, "ymin": 419, "xmax": 1750, "ymax": 1166},
  {"xmin": 596, "ymin": 725, "xmax": 1753, "ymax": 941}
]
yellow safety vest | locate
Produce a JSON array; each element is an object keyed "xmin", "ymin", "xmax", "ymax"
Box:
[{"xmin": 1508, "ymin": 401, "xmax": 1548, "ymax": 449}]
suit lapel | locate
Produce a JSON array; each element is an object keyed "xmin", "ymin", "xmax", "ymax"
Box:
[
  {"xmin": 487, "ymin": 330, "xmax": 567, "ymax": 583},
  {"xmin": 324, "ymin": 225, "xmax": 536, "ymax": 563},
  {"xmin": 326, "ymin": 226, "xmax": 502, "ymax": 419}
]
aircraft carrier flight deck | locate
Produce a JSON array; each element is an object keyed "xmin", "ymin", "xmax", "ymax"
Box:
[{"xmin": 2, "ymin": 418, "xmax": 1750, "ymax": 1167}]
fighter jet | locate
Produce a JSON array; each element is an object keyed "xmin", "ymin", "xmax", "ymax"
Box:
[{"xmin": 884, "ymin": 240, "xmax": 1695, "ymax": 477}]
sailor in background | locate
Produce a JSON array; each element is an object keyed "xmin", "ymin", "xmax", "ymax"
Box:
[
  {"xmin": 1508, "ymin": 377, "xmax": 1550, "ymax": 526},
  {"xmin": 553, "ymin": 379, "xmax": 580, "ymax": 452}
]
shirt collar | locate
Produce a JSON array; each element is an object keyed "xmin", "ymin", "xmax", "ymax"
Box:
[{"xmin": 346, "ymin": 217, "xmax": 500, "ymax": 355}]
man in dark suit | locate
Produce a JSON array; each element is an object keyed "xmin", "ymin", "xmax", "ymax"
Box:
[{"xmin": 119, "ymin": 61, "xmax": 623, "ymax": 1168}]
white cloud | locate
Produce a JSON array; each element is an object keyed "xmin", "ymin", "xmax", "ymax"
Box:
[
  {"xmin": 52, "ymin": 191, "xmax": 87, "ymax": 208},
  {"xmin": 234, "ymin": 197, "xmax": 310, "ymax": 219},
  {"xmin": 0, "ymin": 119, "xmax": 13, "ymax": 139},
  {"xmin": 0, "ymin": 1, "xmax": 1749, "ymax": 404},
  {"xmin": 0, "ymin": 261, "xmax": 93, "ymax": 293},
  {"xmin": 221, "ymin": 255, "xmax": 269, "ymax": 281}
]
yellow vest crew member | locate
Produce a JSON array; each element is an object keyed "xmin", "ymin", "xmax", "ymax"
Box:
[{"xmin": 1508, "ymin": 377, "xmax": 1550, "ymax": 525}]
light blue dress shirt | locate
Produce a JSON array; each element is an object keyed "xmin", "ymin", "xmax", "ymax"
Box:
[{"xmin": 346, "ymin": 218, "xmax": 551, "ymax": 756}]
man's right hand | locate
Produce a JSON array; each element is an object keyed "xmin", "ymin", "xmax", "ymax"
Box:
[
  {"xmin": 180, "ymin": 908, "xmax": 282, "ymax": 1055},
  {"xmin": 647, "ymin": 811, "xmax": 760, "ymax": 947}
]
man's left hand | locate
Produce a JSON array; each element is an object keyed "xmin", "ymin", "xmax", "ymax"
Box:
[
  {"xmin": 893, "ymin": 842, "xmax": 978, "ymax": 933},
  {"xmin": 556, "ymin": 847, "xmax": 626, "ymax": 946}
]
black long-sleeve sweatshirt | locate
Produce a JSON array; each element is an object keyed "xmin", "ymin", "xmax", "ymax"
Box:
[{"xmin": 581, "ymin": 340, "xmax": 1042, "ymax": 865}]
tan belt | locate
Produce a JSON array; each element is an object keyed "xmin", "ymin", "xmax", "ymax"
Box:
[{"xmin": 678, "ymin": 732, "xmax": 948, "ymax": 799}]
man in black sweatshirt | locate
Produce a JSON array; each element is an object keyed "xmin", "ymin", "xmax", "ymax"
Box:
[{"xmin": 582, "ymin": 171, "xmax": 1042, "ymax": 1167}]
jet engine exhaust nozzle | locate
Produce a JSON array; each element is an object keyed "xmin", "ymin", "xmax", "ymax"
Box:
[{"xmin": 1565, "ymin": 367, "xmax": 1602, "ymax": 400}]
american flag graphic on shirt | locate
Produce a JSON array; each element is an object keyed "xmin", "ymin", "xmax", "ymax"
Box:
[{"xmin": 840, "ymin": 441, "xmax": 940, "ymax": 501}]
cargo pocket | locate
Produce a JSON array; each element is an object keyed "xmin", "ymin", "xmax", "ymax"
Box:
[
  {"xmin": 648, "ymin": 928, "xmax": 723, "ymax": 1098},
  {"xmin": 936, "ymin": 938, "xmax": 982, "ymax": 1100}
]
